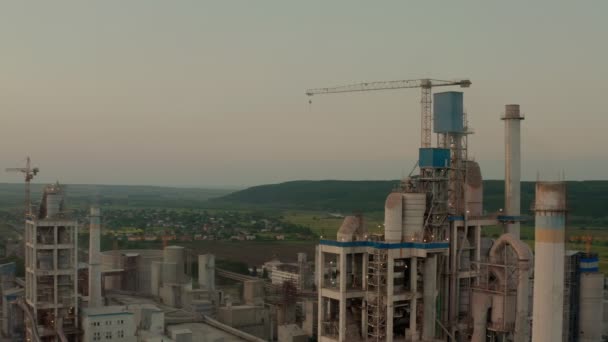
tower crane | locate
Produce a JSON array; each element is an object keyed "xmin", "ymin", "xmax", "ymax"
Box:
[
  {"xmin": 306, "ymin": 78, "xmax": 471, "ymax": 148},
  {"xmin": 5, "ymin": 156, "xmax": 39, "ymax": 216}
]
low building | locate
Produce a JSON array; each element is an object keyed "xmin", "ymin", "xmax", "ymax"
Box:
[
  {"xmin": 270, "ymin": 264, "xmax": 301, "ymax": 290},
  {"xmin": 81, "ymin": 306, "xmax": 136, "ymax": 342}
]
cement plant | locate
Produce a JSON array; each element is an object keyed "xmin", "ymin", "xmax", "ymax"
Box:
[{"xmin": 0, "ymin": 79, "xmax": 605, "ymax": 342}]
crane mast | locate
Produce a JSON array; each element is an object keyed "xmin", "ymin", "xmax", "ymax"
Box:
[
  {"xmin": 5, "ymin": 156, "xmax": 39, "ymax": 217},
  {"xmin": 306, "ymin": 78, "xmax": 471, "ymax": 148}
]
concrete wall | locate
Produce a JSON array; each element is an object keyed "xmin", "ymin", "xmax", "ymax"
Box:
[
  {"xmin": 218, "ymin": 305, "xmax": 270, "ymax": 341},
  {"xmin": 101, "ymin": 250, "xmax": 163, "ymax": 295}
]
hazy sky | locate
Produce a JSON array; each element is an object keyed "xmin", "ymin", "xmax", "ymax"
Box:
[{"xmin": 1, "ymin": 1, "xmax": 607, "ymax": 188}]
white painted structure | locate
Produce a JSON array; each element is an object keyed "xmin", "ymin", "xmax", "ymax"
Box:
[
  {"xmin": 578, "ymin": 272, "xmax": 604, "ymax": 342},
  {"xmin": 198, "ymin": 254, "xmax": 215, "ymax": 291},
  {"xmin": 502, "ymin": 104, "xmax": 524, "ymax": 238},
  {"xmin": 81, "ymin": 306, "xmax": 136, "ymax": 342},
  {"xmin": 24, "ymin": 184, "xmax": 79, "ymax": 340},
  {"xmin": 532, "ymin": 181, "xmax": 566, "ymax": 342},
  {"xmin": 270, "ymin": 264, "xmax": 302, "ymax": 290},
  {"xmin": 89, "ymin": 206, "xmax": 102, "ymax": 307}
]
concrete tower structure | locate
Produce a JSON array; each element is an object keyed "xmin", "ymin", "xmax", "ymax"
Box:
[
  {"xmin": 24, "ymin": 184, "xmax": 78, "ymax": 340},
  {"xmin": 199, "ymin": 254, "xmax": 216, "ymax": 291},
  {"xmin": 532, "ymin": 181, "xmax": 567, "ymax": 342},
  {"xmin": 502, "ymin": 104, "xmax": 524, "ymax": 238},
  {"xmin": 89, "ymin": 206, "xmax": 102, "ymax": 307}
]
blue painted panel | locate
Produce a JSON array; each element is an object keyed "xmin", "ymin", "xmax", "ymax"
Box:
[
  {"xmin": 497, "ymin": 215, "xmax": 528, "ymax": 222},
  {"xmin": 433, "ymin": 92, "xmax": 464, "ymax": 133},
  {"xmin": 535, "ymin": 216, "xmax": 566, "ymax": 230},
  {"xmin": 419, "ymin": 148, "xmax": 450, "ymax": 168}
]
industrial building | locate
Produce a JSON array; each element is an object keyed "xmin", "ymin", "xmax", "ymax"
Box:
[
  {"xmin": 0, "ymin": 78, "xmax": 605, "ymax": 341},
  {"xmin": 24, "ymin": 183, "xmax": 79, "ymax": 340},
  {"xmin": 307, "ymin": 79, "xmax": 606, "ymax": 342},
  {"xmin": 0, "ymin": 182, "xmax": 287, "ymax": 341}
]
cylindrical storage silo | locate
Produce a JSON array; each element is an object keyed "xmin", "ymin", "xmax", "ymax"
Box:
[
  {"xmin": 384, "ymin": 193, "xmax": 403, "ymax": 242},
  {"xmin": 162, "ymin": 262, "xmax": 178, "ymax": 284},
  {"xmin": 578, "ymin": 272, "xmax": 604, "ymax": 342},
  {"xmin": 150, "ymin": 261, "xmax": 161, "ymax": 296},
  {"xmin": 465, "ymin": 161, "xmax": 483, "ymax": 216},
  {"xmin": 531, "ymin": 181, "xmax": 567, "ymax": 342},
  {"xmin": 402, "ymin": 193, "xmax": 426, "ymax": 241},
  {"xmin": 164, "ymin": 246, "xmax": 185, "ymax": 283}
]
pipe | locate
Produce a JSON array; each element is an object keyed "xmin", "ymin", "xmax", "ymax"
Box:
[
  {"xmin": 471, "ymin": 291, "xmax": 492, "ymax": 342},
  {"xmin": 531, "ymin": 182, "xmax": 566, "ymax": 342},
  {"xmin": 89, "ymin": 206, "xmax": 103, "ymax": 307},
  {"xmin": 423, "ymin": 254, "xmax": 437, "ymax": 340},
  {"xmin": 488, "ymin": 233, "xmax": 532, "ymax": 342},
  {"xmin": 502, "ymin": 104, "xmax": 524, "ymax": 238}
]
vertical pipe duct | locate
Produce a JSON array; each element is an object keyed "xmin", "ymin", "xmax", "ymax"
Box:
[
  {"xmin": 531, "ymin": 181, "xmax": 566, "ymax": 342},
  {"xmin": 422, "ymin": 254, "xmax": 437, "ymax": 340},
  {"xmin": 502, "ymin": 104, "xmax": 524, "ymax": 238},
  {"xmin": 89, "ymin": 206, "xmax": 102, "ymax": 307},
  {"xmin": 198, "ymin": 254, "xmax": 215, "ymax": 291},
  {"xmin": 578, "ymin": 271, "xmax": 604, "ymax": 342}
]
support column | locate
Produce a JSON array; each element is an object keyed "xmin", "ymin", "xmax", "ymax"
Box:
[
  {"xmin": 386, "ymin": 256, "xmax": 394, "ymax": 342},
  {"xmin": 361, "ymin": 300, "xmax": 367, "ymax": 340},
  {"xmin": 475, "ymin": 225, "xmax": 481, "ymax": 286},
  {"xmin": 339, "ymin": 250, "xmax": 347, "ymax": 341},
  {"xmin": 89, "ymin": 207, "xmax": 102, "ymax": 307},
  {"xmin": 362, "ymin": 253, "xmax": 368, "ymax": 291},
  {"xmin": 408, "ymin": 257, "xmax": 418, "ymax": 339},
  {"xmin": 317, "ymin": 250, "xmax": 324, "ymax": 340},
  {"xmin": 449, "ymin": 222, "xmax": 458, "ymax": 332},
  {"xmin": 423, "ymin": 254, "xmax": 437, "ymax": 340}
]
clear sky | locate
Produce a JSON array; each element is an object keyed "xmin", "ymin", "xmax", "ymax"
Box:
[{"xmin": 1, "ymin": 1, "xmax": 606, "ymax": 188}]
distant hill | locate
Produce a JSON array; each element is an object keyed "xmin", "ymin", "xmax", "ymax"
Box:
[
  {"xmin": 0, "ymin": 183, "xmax": 232, "ymax": 209},
  {"xmin": 215, "ymin": 180, "xmax": 608, "ymax": 226}
]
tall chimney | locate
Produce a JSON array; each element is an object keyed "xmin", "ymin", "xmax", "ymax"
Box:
[
  {"xmin": 89, "ymin": 206, "xmax": 102, "ymax": 307},
  {"xmin": 502, "ymin": 104, "xmax": 524, "ymax": 238},
  {"xmin": 531, "ymin": 181, "xmax": 566, "ymax": 342}
]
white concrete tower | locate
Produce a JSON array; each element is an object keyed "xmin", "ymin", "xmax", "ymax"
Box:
[
  {"xmin": 24, "ymin": 184, "xmax": 79, "ymax": 340},
  {"xmin": 532, "ymin": 181, "xmax": 566, "ymax": 342},
  {"xmin": 89, "ymin": 206, "xmax": 102, "ymax": 307},
  {"xmin": 198, "ymin": 254, "xmax": 215, "ymax": 291},
  {"xmin": 502, "ymin": 104, "xmax": 524, "ymax": 238}
]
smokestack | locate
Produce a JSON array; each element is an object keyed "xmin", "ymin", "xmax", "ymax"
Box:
[
  {"xmin": 531, "ymin": 181, "xmax": 566, "ymax": 342},
  {"xmin": 89, "ymin": 206, "xmax": 102, "ymax": 307},
  {"xmin": 502, "ymin": 104, "xmax": 524, "ymax": 238}
]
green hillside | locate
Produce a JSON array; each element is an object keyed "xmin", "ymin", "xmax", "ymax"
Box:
[{"xmin": 215, "ymin": 180, "xmax": 608, "ymax": 226}]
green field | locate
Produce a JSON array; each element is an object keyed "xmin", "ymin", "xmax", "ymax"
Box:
[{"xmin": 281, "ymin": 211, "xmax": 608, "ymax": 274}]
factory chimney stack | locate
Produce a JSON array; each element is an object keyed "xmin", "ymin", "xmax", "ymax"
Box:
[
  {"xmin": 89, "ymin": 206, "xmax": 102, "ymax": 307},
  {"xmin": 531, "ymin": 181, "xmax": 566, "ymax": 342},
  {"xmin": 503, "ymin": 104, "xmax": 524, "ymax": 238}
]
